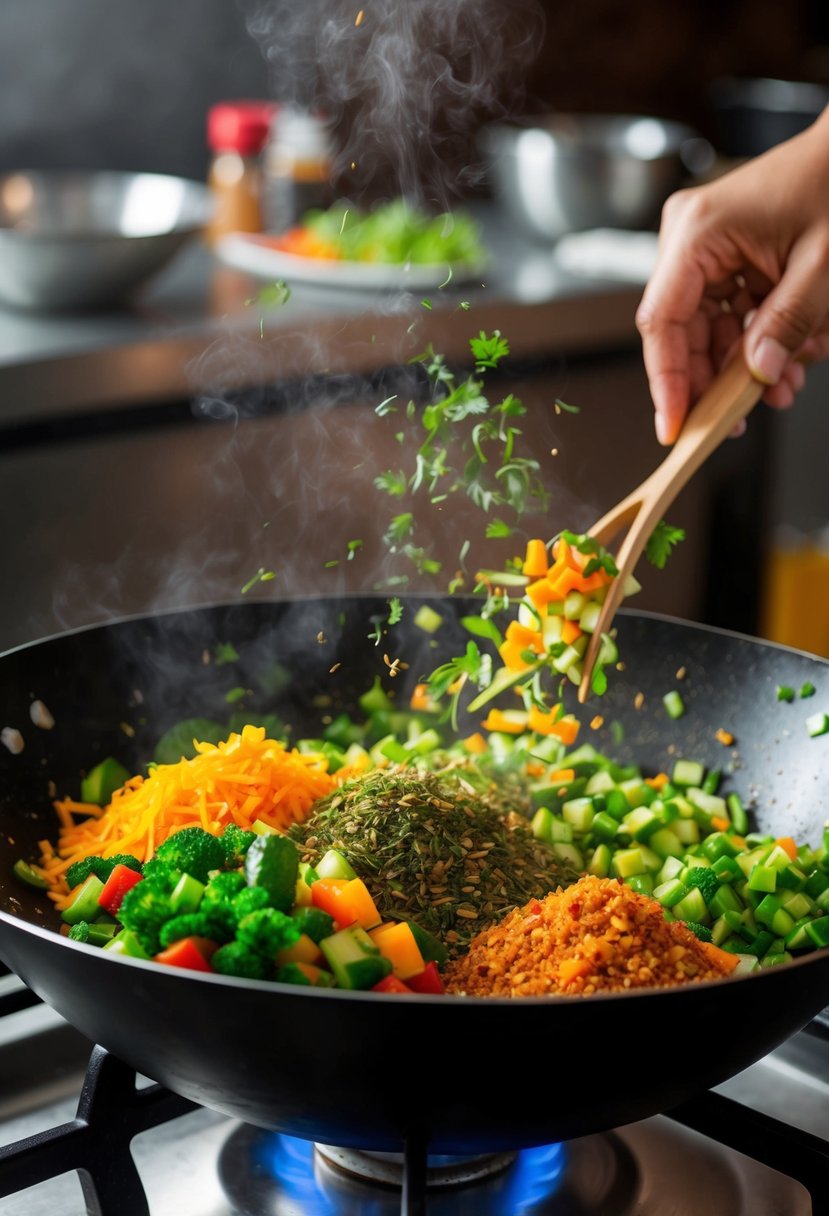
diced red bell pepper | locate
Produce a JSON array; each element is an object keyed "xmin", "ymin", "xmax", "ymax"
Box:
[
  {"xmin": 154, "ymin": 936, "xmax": 215, "ymax": 972},
  {"xmin": 372, "ymin": 974, "xmax": 414, "ymax": 994},
  {"xmin": 405, "ymin": 961, "xmax": 445, "ymax": 995},
  {"xmin": 97, "ymin": 863, "xmax": 143, "ymax": 916}
]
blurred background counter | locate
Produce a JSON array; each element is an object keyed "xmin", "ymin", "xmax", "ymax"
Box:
[{"xmin": 1, "ymin": 0, "xmax": 829, "ymax": 657}]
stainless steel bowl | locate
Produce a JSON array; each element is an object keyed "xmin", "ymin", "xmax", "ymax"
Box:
[
  {"xmin": 0, "ymin": 170, "xmax": 213, "ymax": 310},
  {"xmin": 481, "ymin": 113, "xmax": 713, "ymax": 243}
]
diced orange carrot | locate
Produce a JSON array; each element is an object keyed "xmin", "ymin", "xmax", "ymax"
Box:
[
  {"xmin": 525, "ymin": 761, "xmax": 545, "ymax": 778},
  {"xmin": 463, "ymin": 732, "xmax": 487, "ymax": 754},
  {"xmin": 481, "ymin": 709, "xmax": 527, "ymax": 734},
  {"xmin": 558, "ymin": 957, "xmax": 592, "ymax": 985},
  {"xmin": 698, "ymin": 940, "xmax": 740, "ymax": 974},
  {"xmin": 522, "ymin": 538, "xmax": 549, "ymax": 579},
  {"xmin": 409, "ymin": 683, "xmax": 436, "ymax": 712},
  {"xmin": 560, "ymin": 619, "xmax": 582, "ymax": 645},
  {"xmin": 498, "ymin": 638, "xmax": 533, "ymax": 671},
  {"xmin": 526, "ymin": 577, "xmax": 558, "ymax": 609},
  {"xmin": 292, "ymin": 961, "xmax": 330, "ymax": 985},
  {"xmin": 505, "ymin": 620, "xmax": 543, "ymax": 651},
  {"xmin": 368, "ymin": 922, "xmax": 426, "ymax": 980},
  {"xmin": 276, "ymin": 933, "xmax": 322, "ymax": 966},
  {"xmin": 549, "ymin": 768, "xmax": 576, "ymax": 784},
  {"xmin": 775, "ymin": 836, "xmax": 798, "ymax": 861},
  {"xmin": 711, "ymin": 816, "xmax": 731, "ymax": 833},
  {"xmin": 552, "ymin": 536, "xmax": 572, "ymax": 566},
  {"xmin": 644, "ymin": 773, "xmax": 669, "ymax": 790},
  {"xmin": 549, "ymin": 715, "xmax": 580, "ymax": 745},
  {"xmin": 527, "ymin": 707, "xmax": 580, "ymax": 743},
  {"xmin": 548, "ymin": 567, "xmax": 583, "ymax": 599},
  {"xmin": 311, "ymin": 877, "xmax": 382, "ymax": 930}
]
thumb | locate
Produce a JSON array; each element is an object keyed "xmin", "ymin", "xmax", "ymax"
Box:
[{"xmin": 744, "ymin": 241, "xmax": 829, "ymax": 385}]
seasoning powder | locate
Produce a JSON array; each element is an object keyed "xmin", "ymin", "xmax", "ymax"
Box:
[{"xmin": 445, "ymin": 876, "xmax": 738, "ymax": 997}]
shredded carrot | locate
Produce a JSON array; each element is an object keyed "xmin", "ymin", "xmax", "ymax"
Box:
[{"xmin": 42, "ymin": 725, "xmax": 342, "ymax": 904}]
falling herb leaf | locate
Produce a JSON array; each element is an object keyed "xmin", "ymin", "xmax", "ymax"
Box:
[
  {"xmin": 469, "ymin": 329, "xmax": 510, "ymax": 370},
  {"xmin": 241, "ymin": 568, "xmax": 275, "ymax": 594},
  {"xmin": 458, "ymin": 300, "xmax": 470, "ymax": 311},
  {"xmin": 387, "ymin": 597, "xmax": 404, "ymax": 625},
  {"xmin": 224, "ymin": 686, "xmax": 248, "ymax": 704},
  {"xmin": 438, "ymin": 267, "xmax": 453, "ymax": 289},
  {"xmin": 214, "ymin": 642, "xmax": 240, "ymax": 667},
  {"xmin": 375, "ymin": 395, "xmax": 398, "ymax": 416},
  {"xmin": 347, "ymin": 539, "xmax": 364, "ymax": 560},
  {"xmin": 554, "ymin": 398, "xmax": 580, "ymax": 414},
  {"xmin": 421, "ymin": 298, "xmax": 433, "ymax": 310},
  {"xmin": 645, "ymin": 520, "xmax": 685, "ymax": 569},
  {"xmin": 485, "ymin": 518, "xmax": 513, "ymax": 540}
]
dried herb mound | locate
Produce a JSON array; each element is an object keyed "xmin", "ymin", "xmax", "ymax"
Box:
[{"xmin": 289, "ymin": 767, "xmax": 579, "ymax": 957}]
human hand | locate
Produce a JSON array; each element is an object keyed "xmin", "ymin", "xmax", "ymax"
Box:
[{"xmin": 635, "ymin": 108, "xmax": 829, "ymax": 444}]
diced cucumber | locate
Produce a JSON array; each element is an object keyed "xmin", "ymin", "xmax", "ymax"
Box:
[
  {"xmin": 315, "ymin": 849, "xmax": 358, "ymax": 881},
  {"xmin": 672, "ymin": 888, "xmax": 709, "ymax": 924},
  {"xmin": 612, "ymin": 847, "xmax": 647, "ymax": 879},
  {"xmin": 531, "ymin": 806, "xmax": 554, "ymax": 842},
  {"xmin": 320, "ymin": 926, "xmax": 392, "ymax": 990},
  {"xmin": 672, "ymin": 759, "xmax": 705, "ymax": 788},
  {"xmin": 553, "ymin": 842, "xmax": 584, "ymax": 870},
  {"xmin": 563, "ymin": 591, "xmax": 586, "ymax": 620},
  {"xmin": 587, "ymin": 843, "xmax": 612, "ymax": 877},
  {"xmin": 578, "ymin": 601, "xmax": 602, "ymax": 634},
  {"xmin": 585, "ymin": 770, "xmax": 616, "ymax": 796},
  {"xmin": 662, "ymin": 690, "xmax": 686, "ymax": 720},
  {"xmin": 562, "ymin": 797, "xmax": 595, "ymax": 832}
]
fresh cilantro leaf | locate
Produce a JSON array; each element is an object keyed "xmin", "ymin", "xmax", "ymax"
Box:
[
  {"xmin": 645, "ymin": 520, "xmax": 685, "ymax": 569},
  {"xmin": 374, "ymin": 470, "xmax": 407, "ymax": 496},
  {"xmin": 346, "ymin": 539, "xmax": 364, "ymax": 561},
  {"xmin": 460, "ymin": 615, "xmax": 504, "ymax": 648},
  {"xmin": 386, "ymin": 513, "xmax": 415, "ymax": 547},
  {"xmin": 224, "ymin": 686, "xmax": 248, "ymax": 704},
  {"xmin": 387, "ymin": 597, "xmax": 404, "ymax": 626},
  {"xmin": 214, "ymin": 642, "xmax": 240, "ymax": 667},
  {"xmin": 469, "ymin": 329, "xmax": 510, "ymax": 370},
  {"xmin": 485, "ymin": 518, "xmax": 513, "ymax": 539}
]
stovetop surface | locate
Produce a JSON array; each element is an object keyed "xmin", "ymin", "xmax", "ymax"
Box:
[{"xmin": 1, "ymin": 975, "xmax": 827, "ymax": 1216}]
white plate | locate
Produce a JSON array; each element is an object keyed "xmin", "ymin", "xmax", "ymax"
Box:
[{"xmin": 215, "ymin": 232, "xmax": 486, "ymax": 291}]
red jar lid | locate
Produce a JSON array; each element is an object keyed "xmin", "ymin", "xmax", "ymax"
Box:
[{"xmin": 207, "ymin": 102, "xmax": 277, "ymax": 155}]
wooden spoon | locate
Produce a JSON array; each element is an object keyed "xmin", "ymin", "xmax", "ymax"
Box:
[{"xmin": 577, "ymin": 353, "xmax": 765, "ymax": 704}]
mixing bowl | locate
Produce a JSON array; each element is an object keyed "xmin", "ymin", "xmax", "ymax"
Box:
[
  {"xmin": 0, "ymin": 170, "xmax": 213, "ymax": 310},
  {"xmin": 480, "ymin": 113, "xmax": 713, "ymax": 243}
]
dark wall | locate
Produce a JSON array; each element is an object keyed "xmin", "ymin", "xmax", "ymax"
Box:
[{"xmin": 0, "ymin": 0, "xmax": 825, "ymax": 188}]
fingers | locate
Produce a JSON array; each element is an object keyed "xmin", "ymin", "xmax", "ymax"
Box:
[{"xmin": 743, "ymin": 228, "xmax": 829, "ymax": 384}]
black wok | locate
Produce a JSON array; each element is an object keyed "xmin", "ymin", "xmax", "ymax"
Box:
[{"xmin": 1, "ymin": 597, "xmax": 828, "ymax": 1153}]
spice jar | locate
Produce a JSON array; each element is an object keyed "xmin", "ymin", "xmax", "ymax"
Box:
[
  {"xmin": 206, "ymin": 101, "xmax": 277, "ymax": 244},
  {"xmin": 262, "ymin": 108, "xmax": 333, "ymax": 233}
]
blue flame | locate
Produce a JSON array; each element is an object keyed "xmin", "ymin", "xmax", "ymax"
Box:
[{"xmin": 259, "ymin": 1134, "xmax": 567, "ymax": 1213}]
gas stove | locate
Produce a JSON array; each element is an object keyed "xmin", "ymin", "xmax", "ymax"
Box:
[{"xmin": 1, "ymin": 971, "xmax": 827, "ymax": 1216}]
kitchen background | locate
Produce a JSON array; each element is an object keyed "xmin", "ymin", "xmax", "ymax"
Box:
[{"xmin": 1, "ymin": 0, "xmax": 829, "ymax": 656}]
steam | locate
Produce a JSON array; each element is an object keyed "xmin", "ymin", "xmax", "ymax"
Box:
[{"xmin": 241, "ymin": 0, "xmax": 545, "ymax": 205}]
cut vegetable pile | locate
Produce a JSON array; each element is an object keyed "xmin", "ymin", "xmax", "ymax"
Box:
[{"xmin": 13, "ymin": 696, "xmax": 829, "ymax": 995}]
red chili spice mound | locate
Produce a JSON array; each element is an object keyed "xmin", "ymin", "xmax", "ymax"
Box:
[{"xmin": 444, "ymin": 875, "xmax": 739, "ymax": 997}]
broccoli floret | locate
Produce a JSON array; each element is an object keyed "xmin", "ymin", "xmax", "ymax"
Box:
[
  {"xmin": 237, "ymin": 908, "xmax": 300, "ymax": 956},
  {"xmin": 202, "ymin": 870, "xmax": 247, "ymax": 908},
  {"xmin": 221, "ymin": 824, "xmax": 256, "ymax": 865},
  {"xmin": 67, "ymin": 921, "xmax": 91, "ymax": 943},
  {"xmin": 684, "ymin": 866, "xmax": 719, "ymax": 904},
  {"xmin": 685, "ymin": 921, "xmax": 713, "ymax": 943},
  {"xmin": 212, "ymin": 941, "xmax": 271, "ymax": 979},
  {"xmin": 118, "ymin": 880, "xmax": 175, "ymax": 955},
  {"xmin": 157, "ymin": 905, "xmax": 237, "ymax": 950},
  {"xmin": 276, "ymin": 962, "xmax": 313, "ymax": 986},
  {"xmin": 65, "ymin": 853, "xmax": 142, "ymax": 890},
  {"xmin": 141, "ymin": 858, "xmax": 183, "ymax": 893},
  {"xmin": 232, "ymin": 886, "xmax": 271, "ymax": 919},
  {"xmin": 152, "ymin": 827, "xmax": 225, "ymax": 884}
]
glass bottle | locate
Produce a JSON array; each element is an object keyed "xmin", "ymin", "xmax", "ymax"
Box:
[
  {"xmin": 262, "ymin": 108, "xmax": 333, "ymax": 233},
  {"xmin": 206, "ymin": 100, "xmax": 277, "ymax": 244}
]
